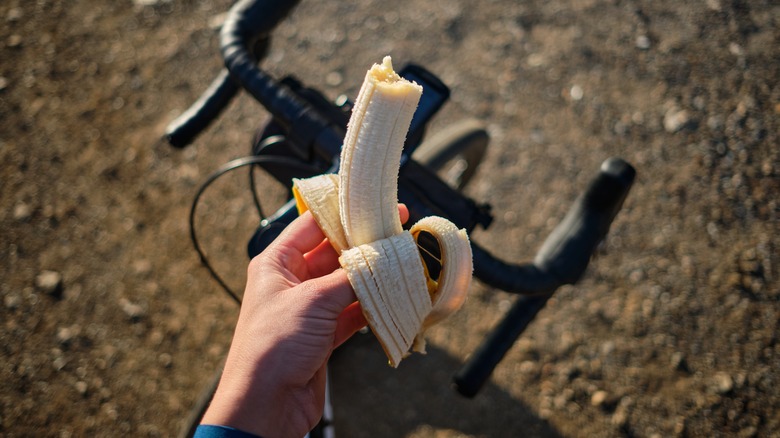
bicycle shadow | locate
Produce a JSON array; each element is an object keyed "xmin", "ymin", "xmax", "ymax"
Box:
[{"xmin": 329, "ymin": 334, "xmax": 562, "ymax": 437}]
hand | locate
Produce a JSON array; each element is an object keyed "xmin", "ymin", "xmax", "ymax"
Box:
[{"xmin": 201, "ymin": 206, "xmax": 409, "ymax": 437}]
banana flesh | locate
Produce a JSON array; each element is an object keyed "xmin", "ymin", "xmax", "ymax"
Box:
[
  {"xmin": 340, "ymin": 232, "xmax": 431, "ymax": 364},
  {"xmin": 292, "ymin": 174, "xmax": 348, "ymax": 253},
  {"xmin": 293, "ymin": 56, "xmax": 473, "ymax": 367},
  {"xmin": 339, "ymin": 56, "xmax": 422, "ymax": 247}
]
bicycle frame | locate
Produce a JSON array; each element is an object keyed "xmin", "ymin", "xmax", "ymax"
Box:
[{"xmin": 166, "ymin": 0, "xmax": 635, "ymax": 401}]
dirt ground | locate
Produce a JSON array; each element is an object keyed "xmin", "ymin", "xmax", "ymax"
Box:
[{"xmin": 1, "ymin": 0, "xmax": 778, "ymax": 437}]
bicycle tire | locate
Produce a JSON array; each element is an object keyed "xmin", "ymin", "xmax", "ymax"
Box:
[
  {"xmin": 412, "ymin": 119, "xmax": 489, "ymax": 191},
  {"xmin": 178, "ymin": 368, "xmax": 222, "ymax": 438}
]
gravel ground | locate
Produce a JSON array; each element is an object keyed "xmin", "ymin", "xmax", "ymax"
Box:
[{"xmin": 1, "ymin": 0, "xmax": 778, "ymax": 437}]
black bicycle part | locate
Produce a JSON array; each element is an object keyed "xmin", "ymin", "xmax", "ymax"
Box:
[
  {"xmin": 173, "ymin": 0, "xmax": 633, "ymax": 298},
  {"xmin": 396, "ymin": 64, "xmax": 450, "ymax": 153},
  {"xmin": 190, "ymin": 155, "xmax": 322, "ymax": 303},
  {"xmin": 249, "ymin": 135, "xmax": 286, "ymax": 217},
  {"xmin": 165, "ymin": 69, "xmax": 240, "ymax": 148},
  {"xmin": 221, "ymin": 0, "xmax": 338, "ymax": 161},
  {"xmin": 452, "ymin": 157, "xmax": 636, "ymax": 398},
  {"xmin": 220, "ymin": 0, "xmax": 454, "ymax": 160},
  {"xmin": 246, "ymin": 157, "xmax": 494, "ymax": 259},
  {"xmin": 170, "ymin": 0, "xmax": 638, "ymax": 420},
  {"xmin": 242, "ymin": 63, "xmax": 450, "ymax": 168},
  {"xmin": 165, "ymin": 37, "xmax": 271, "ymax": 148},
  {"xmin": 217, "ymin": 0, "xmax": 632, "ymax": 297}
]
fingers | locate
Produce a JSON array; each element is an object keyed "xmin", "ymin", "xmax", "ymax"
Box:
[
  {"xmin": 304, "ymin": 239, "xmax": 341, "ymax": 279},
  {"xmin": 306, "ymin": 203, "xmax": 409, "ymax": 279},
  {"xmin": 333, "ymin": 302, "xmax": 367, "ymax": 348},
  {"xmin": 265, "ymin": 204, "xmax": 408, "ymax": 281},
  {"xmin": 274, "ymin": 204, "xmax": 407, "ymax": 256},
  {"xmin": 271, "ymin": 211, "xmax": 328, "ymax": 260},
  {"xmin": 266, "ymin": 212, "xmax": 328, "ymax": 280},
  {"xmin": 399, "ymin": 203, "xmax": 409, "ymax": 225}
]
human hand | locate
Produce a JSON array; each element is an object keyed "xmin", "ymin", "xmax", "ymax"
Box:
[{"xmin": 201, "ymin": 206, "xmax": 409, "ymax": 437}]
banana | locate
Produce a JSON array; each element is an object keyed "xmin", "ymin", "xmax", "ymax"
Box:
[
  {"xmin": 410, "ymin": 216, "xmax": 473, "ymax": 328},
  {"xmin": 339, "ymin": 56, "xmax": 422, "ymax": 247},
  {"xmin": 293, "ymin": 174, "xmax": 348, "ymax": 253},
  {"xmin": 340, "ymin": 232, "xmax": 431, "ymax": 366},
  {"xmin": 293, "ymin": 56, "xmax": 473, "ymax": 367}
]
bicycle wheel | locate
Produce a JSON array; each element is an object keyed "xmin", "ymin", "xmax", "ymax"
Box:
[
  {"xmin": 412, "ymin": 119, "xmax": 489, "ymax": 191},
  {"xmin": 178, "ymin": 368, "xmax": 222, "ymax": 438}
]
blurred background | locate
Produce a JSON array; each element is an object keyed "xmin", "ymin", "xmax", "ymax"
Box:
[{"xmin": 1, "ymin": 0, "xmax": 777, "ymax": 436}]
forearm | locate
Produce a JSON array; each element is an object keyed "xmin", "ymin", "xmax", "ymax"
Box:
[{"xmin": 201, "ymin": 327, "xmax": 317, "ymax": 437}]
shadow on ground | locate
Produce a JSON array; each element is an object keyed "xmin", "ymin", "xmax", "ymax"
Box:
[{"xmin": 329, "ymin": 333, "xmax": 560, "ymax": 437}]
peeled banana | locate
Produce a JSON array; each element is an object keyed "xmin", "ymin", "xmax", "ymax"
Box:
[
  {"xmin": 338, "ymin": 57, "xmax": 422, "ymax": 247},
  {"xmin": 293, "ymin": 56, "xmax": 473, "ymax": 367}
]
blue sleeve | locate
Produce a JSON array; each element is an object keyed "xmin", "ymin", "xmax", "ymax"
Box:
[{"xmin": 193, "ymin": 424, "xmax": 263, "ymax": 438}]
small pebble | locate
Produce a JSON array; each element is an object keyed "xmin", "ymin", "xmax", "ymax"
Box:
[
  {"xmin": 99, "ymin": 387, "xmax": 112, "ymax": 402},
  {"xmin": 591, "ymin": 390, "xmax": 609, "ymax": 407},
  {"xmin": 729, "ymin": 42, "xmax": 744, "ymax": 57},
  {"xmin": 119, "ymin": 298, "xmax": 146, "ymax": 320},
  {"xmin": 158, "ymin": 353, "xmax": 172, "ymax": 368},
  {"xmin": 570, "ymin": 85, "xmax": 583, "ymax": 101},
  {"xmin": 739, "ymin": 426, "xmax": 758, "ymax": 437},
  {"xmin": 674, "ymin": 416, "xmax": 687, "ymax": 435},
  {"xmin": 148, "ymin": 329, "xmax": 165, "ymax": 346},
  {"xmin": 612, "ymin": 406, "xmax": 629, "ymax": 427},
  {"xmin": 629, "ymin": 269, "xmax": 645, "ymax": 283},
  {"xmin": 6, "ymin": 7, "xmax": 23, "ymax": 22},
  {"xmin": 7, "ymin": 34, "xmax": 22, "ymax": 48},
  {"xmin": 56, "ymin": 327, "xmax": 75, "ymax": 346},
  {"xmin": 53, "ymin": 356, "xmax": 67, "ymax": 371},
  {"xmin": 75, "ymin": 381, "xmax": 88, "ymax": 396},
  {"xmin": 664, "ymin": 108, "xmax": 691, "ymax": 133},
  {"xmin": 601, "ymin": 341, "xmax": 616, "ymax": 355},
  {"xmin": 132, "ymin": 259, "xmax": 152, "ymax": 276},
  {"xmin": 13, "ymin": 203, "xmax": 32, "ymax": 221},
  {"xmin": 713, "ymin": 372, "xmax": 733, "ymax": 394},
  {"xmin": 519, "ymin": 360, "xmax": 538, "ymax": 375},
  {"xmin": 671, "ymin": 352, "xmax": 688, "ymax": 372},
  {"xmin": 636, "ymin": 35, "xmax": 651, "ymax": 50},
  {"xmin": 326, "ymin": 71, "xmax": 343, "ymax": 87},
  {"xmin": 4, "ymin": 293, "xmax": 22, "ymax": 310},
  {"xmin": 707, "ymin": 115, "xmax": 724, "ymax": 131},
  {"xmin": 35, "ymin": 271, "xmax": 63, "ymax": 296},
  {"xmin": 705, "ymin": 0, "xmax": 721, "ymax": 11}
]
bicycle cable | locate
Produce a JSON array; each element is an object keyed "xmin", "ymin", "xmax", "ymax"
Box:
[
  {"xmin": 249, "ymin": 135, "xmax": 288, "ymax": 218},
  {"xmin": 190, "ymin": 153, "xmax": 324, "ymax": 305}
]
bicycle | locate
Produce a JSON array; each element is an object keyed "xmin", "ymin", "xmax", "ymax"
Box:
[{"xmin": 164, "ymin": 0, "xmax": 636, "ymax": 436}]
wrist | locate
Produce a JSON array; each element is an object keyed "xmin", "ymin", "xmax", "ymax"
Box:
[
  {"xmin": 202, "ymin": 351, "xmax": 308, "ymax": 438},
  {"xmin": 201, "ymin": 368, "xmax": 281, "ymax": 437},
  {"xmin": 194, "ymin": 424, "xmax": 263, "ymax": 438}
]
